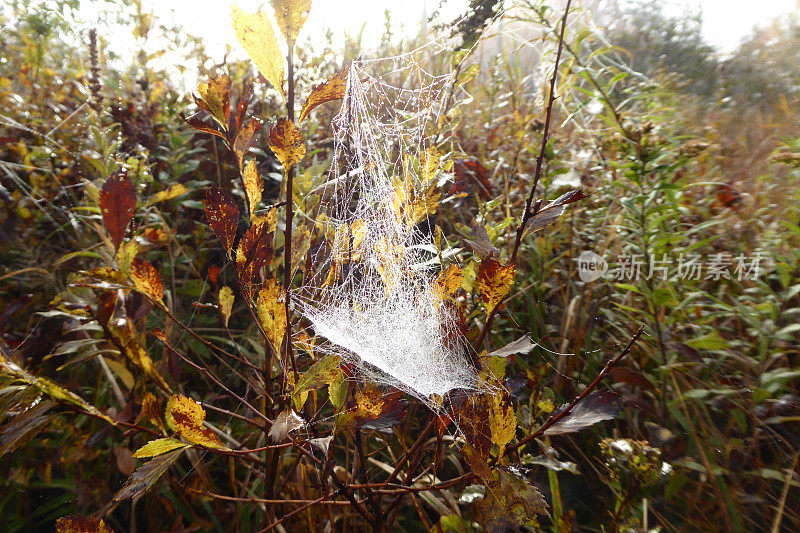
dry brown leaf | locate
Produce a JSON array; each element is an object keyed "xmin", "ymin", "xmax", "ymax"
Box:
[
  {"xmin": 165, "ymin": 395, "xmax": 227, "ymax": 449},
  {"xmin": 231, "ymin": 4, "xmax": 285, "ymax": 99},
  {"xmin": 270, "ymin": 0, "xmax": 312, "ymax": 48},
  {"xmin": 477, "ymin": 257, "xmax": 516, "ymax": 316},
  {"xmin": 268, "ymin": 117, "xmax": 305, "ymax": 172},
  {"xmin": 298, "ymin": 67, "xmax": 348, "ymax": 123}
]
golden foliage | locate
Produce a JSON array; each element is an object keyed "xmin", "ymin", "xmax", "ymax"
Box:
[
  {"xmin": 268, "ymin": 117, "xmax": 305, "ymax": 172},
  {"xmin": 130, "ymin": 257, "xmax": 163, "ymax": 303},
  {"xmin": 299, "ymin": 67, "xmax": 348, "ymax": 123},
  {"xmin": 477, "ymin": 257, "xmax": 516, "ymax": 316},
  {"xmin": 133, "ymin": 437, "xmax": 189, "ymax": 459},
  {"xmin": 218, "ymin": 285, "xmax": 234, "ymax": 327},
  {"xmin": 270, "ymin": 0, "xmax": 312, "ymax": 48},
  {"xmin": 165, "ymin": 395, "xmax": 227, "ymax": 449},
  {"xmin": 231, "ymin": 4, "xmax": 285, "ymax": 99},
  {"xmin": 196, "ymin": 74, "xmax": 231, "ymax": 125},
  {"xmin": 242, "ymin": 159, "xmax": 263, "ymax": 220},
  {"xmin": 256, "ymin": 278, "xmax": 287, "ymax": 354}
]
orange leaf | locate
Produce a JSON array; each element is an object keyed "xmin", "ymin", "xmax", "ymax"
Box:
[
  {"xmin": 268, "ymin": 117, "xmax": 305, "ymax": 172},
  {"xmin": 130, "ymin": 257, "xmax": 163, "ymax": 302},
  {"xmin": 298, "ymin": 67, "xmax": 348, "ymax": 123},
  {"xmin": 56, "ymin": 516, "xmax": 114, "ymax": 533},
  {"xmin": 477, "ymin": 257, "xmax": 516, "ymax": 316},
  {"xmin": 204, "ymin": 187, "xmax": 239, "ymax": 256},
  {"xmin": 100, "ymin": 170, "xmax": 136, "ymax": 251},
  {"xmin": 165, "ymin": 395, "xmax": 226, "ymax": 449}
]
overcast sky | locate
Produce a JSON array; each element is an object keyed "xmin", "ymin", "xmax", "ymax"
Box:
[{"xmin": 112, "ymin": 0, "xmax": 799, "ymax": 55}]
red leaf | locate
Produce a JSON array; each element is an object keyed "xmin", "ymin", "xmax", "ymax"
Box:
[
  {"xmin": 100, "ymin": 170, "xmax": 136, "ymax": 250},
  {"xmin": 236, "ymin": 219, "xmax": 274, "ymax": 297},
  {"xmin": 204, "ymin": 187, "xmax": 239, "ymax": 256}
]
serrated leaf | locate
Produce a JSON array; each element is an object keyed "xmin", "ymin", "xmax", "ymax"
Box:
[
  {"xmin": 255, "ymin": 278, "xmax": 287, "ymax": 354},
  {"xmin": 196, "ymin": 74, "xmax": 231, "ymax": 125},
  {"xmin": 130, "ymin": 257, "xmax": 163, "ymax": 303},
  {"xmin": 270, "ymin": 0, "xmax": 311, "ymax": 48},
  {"xmin": 100, "ymin": 170, "xmax": 136, "ymax": 251},
  {"xmin": 231, "ymin": 3, "xmax": 285, "ymax": 99},
  {"xmin": 165, "ymin": 395, "xmax": 227, "ymax": 449},
  {"xmin": 233, "ymin": 118, "xmax": 262, "ymax": 171},
  {"xmin": 242, "ymin": 159, "xmax": 263, "ymax": 220},
  {"xmin": 544, "ymin": 390, "xmax": 620, "ymax": 436},
  {"xmin": 205, "ymin": 187, "xmax": 239, "ymax": 257},
  {"xmin": 113, "ymin": 447, "xmax": 184, "ymax": 501},
  {"xmin": 133, "ymin": 437, "xmax": 189, "ymax": 458},
  {"xmin": 299, "ymin": 67, "xmax": 348, "ymax": 123},
  {"xmin": 268, "ymin": 117, "xmax": 305, "ymax": 172},
  {"xmin": 218, "ymin": 286, "xmax": 234, "ymax": 327},
  {"xmin": 430, "ymin": 263, "xmax": 463, "ymax": 305},
  {"xmin": 477, "ymin": 257, "xmax": 516, "ymax": 316},
  {"xmin": 0, "ymin": 400, "xmax": 55, "ymax": 457},
  {"xmin": 488, "ymin": 392, "xmax": 516, "ymax": 450},
  {"xmin": 236, "ymin": 218, "xmax": 274, "ymax": 297}
]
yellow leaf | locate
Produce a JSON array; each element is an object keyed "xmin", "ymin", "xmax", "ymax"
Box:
[
  {"xmin": 430, "ymin": 263, "xmax": 463, "ymax": 305},
  {"xmin": 242, "ymin": 159, "xmax": 263, "ymax": 220},
  {"xmin": 130, "ymin": 257, "xmax": 163, "ymax": 303},
  {"xmin": 488, "ymin": 392, "xmax": 516, "ymax": 450},
  {"xmin": 375, "ymin": 236, "xmax": 403, "ymax": 292},
  {"xmin": 231, "ymin": 4, "xmax": 285, "ymax": 99},
  {"xmin": 140, "ymin": 392, "xmax": 167, "ymax": 433},
  {"xmin": 115, "ymin": 239, "xmax": 139, "ymax": 276},
  {"xmin": 146, "ymin": 183, "xmax": 188, "ymax": 206},
  {"xmin": 110, "ymin": 319, "xmax": 170, "ymax": 391},
  {"xmin": 299, "ymin": 67, "xmax": 348, "ymax": 123},
  {"xmin": 328, "ymin": 370, "xmax": 347, "ymax": 412},
  {"xmin": 477, "ymin": 257, "xmax": 516, "ymax": 316},
  {"xmin": 331, "ymin": 219, "xmax": 366, "ymax": 262},
  {"xmin": 270, "ymin": 0, "xmax": 312, "ymax": 48},
  {"xmin": 292, "ymin": 355, "xmax": 341, "ymax": 407},
  {"xmin": 256, "ymin": 278, "xmax": 287, "ymax": 354},
  {"xmin": 133, "ymin": 437, "xmax": 189, "ymax": 458},
  {"xmin": 268, "ymin": 117, "xmax": 305, "ymax": 172},
  {"xmin": 218, "ymin": 286, "xmax": 234, "ymax": 327},
  {"xmin": 197, "ymin": 74, "xmax": 231, "ymax": 124},
  {"xmin": 420, "ymin": 147, "xmax": 441, "ymax": 185},
  {"xmin": 252, "ymin": 207, "xmax": 278, "ymax": 234},
  {"xmin": 165, "ymin": 395, "xmax": 227, "ymax": 449}
]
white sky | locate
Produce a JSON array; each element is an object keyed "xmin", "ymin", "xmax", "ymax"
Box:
[{"xmin": 74, "ymin": 0, "xmax": 798, "ymax": 86}]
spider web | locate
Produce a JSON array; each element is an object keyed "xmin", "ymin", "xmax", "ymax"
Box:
[{"xmin": 293, "ymin": 50, "xmax": 484, "ymax": 405}]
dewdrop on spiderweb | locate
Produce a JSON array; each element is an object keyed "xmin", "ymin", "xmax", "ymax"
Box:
[{"xmin": 293, "ymin": 56, "xmax": 482, "ymax": 404}]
